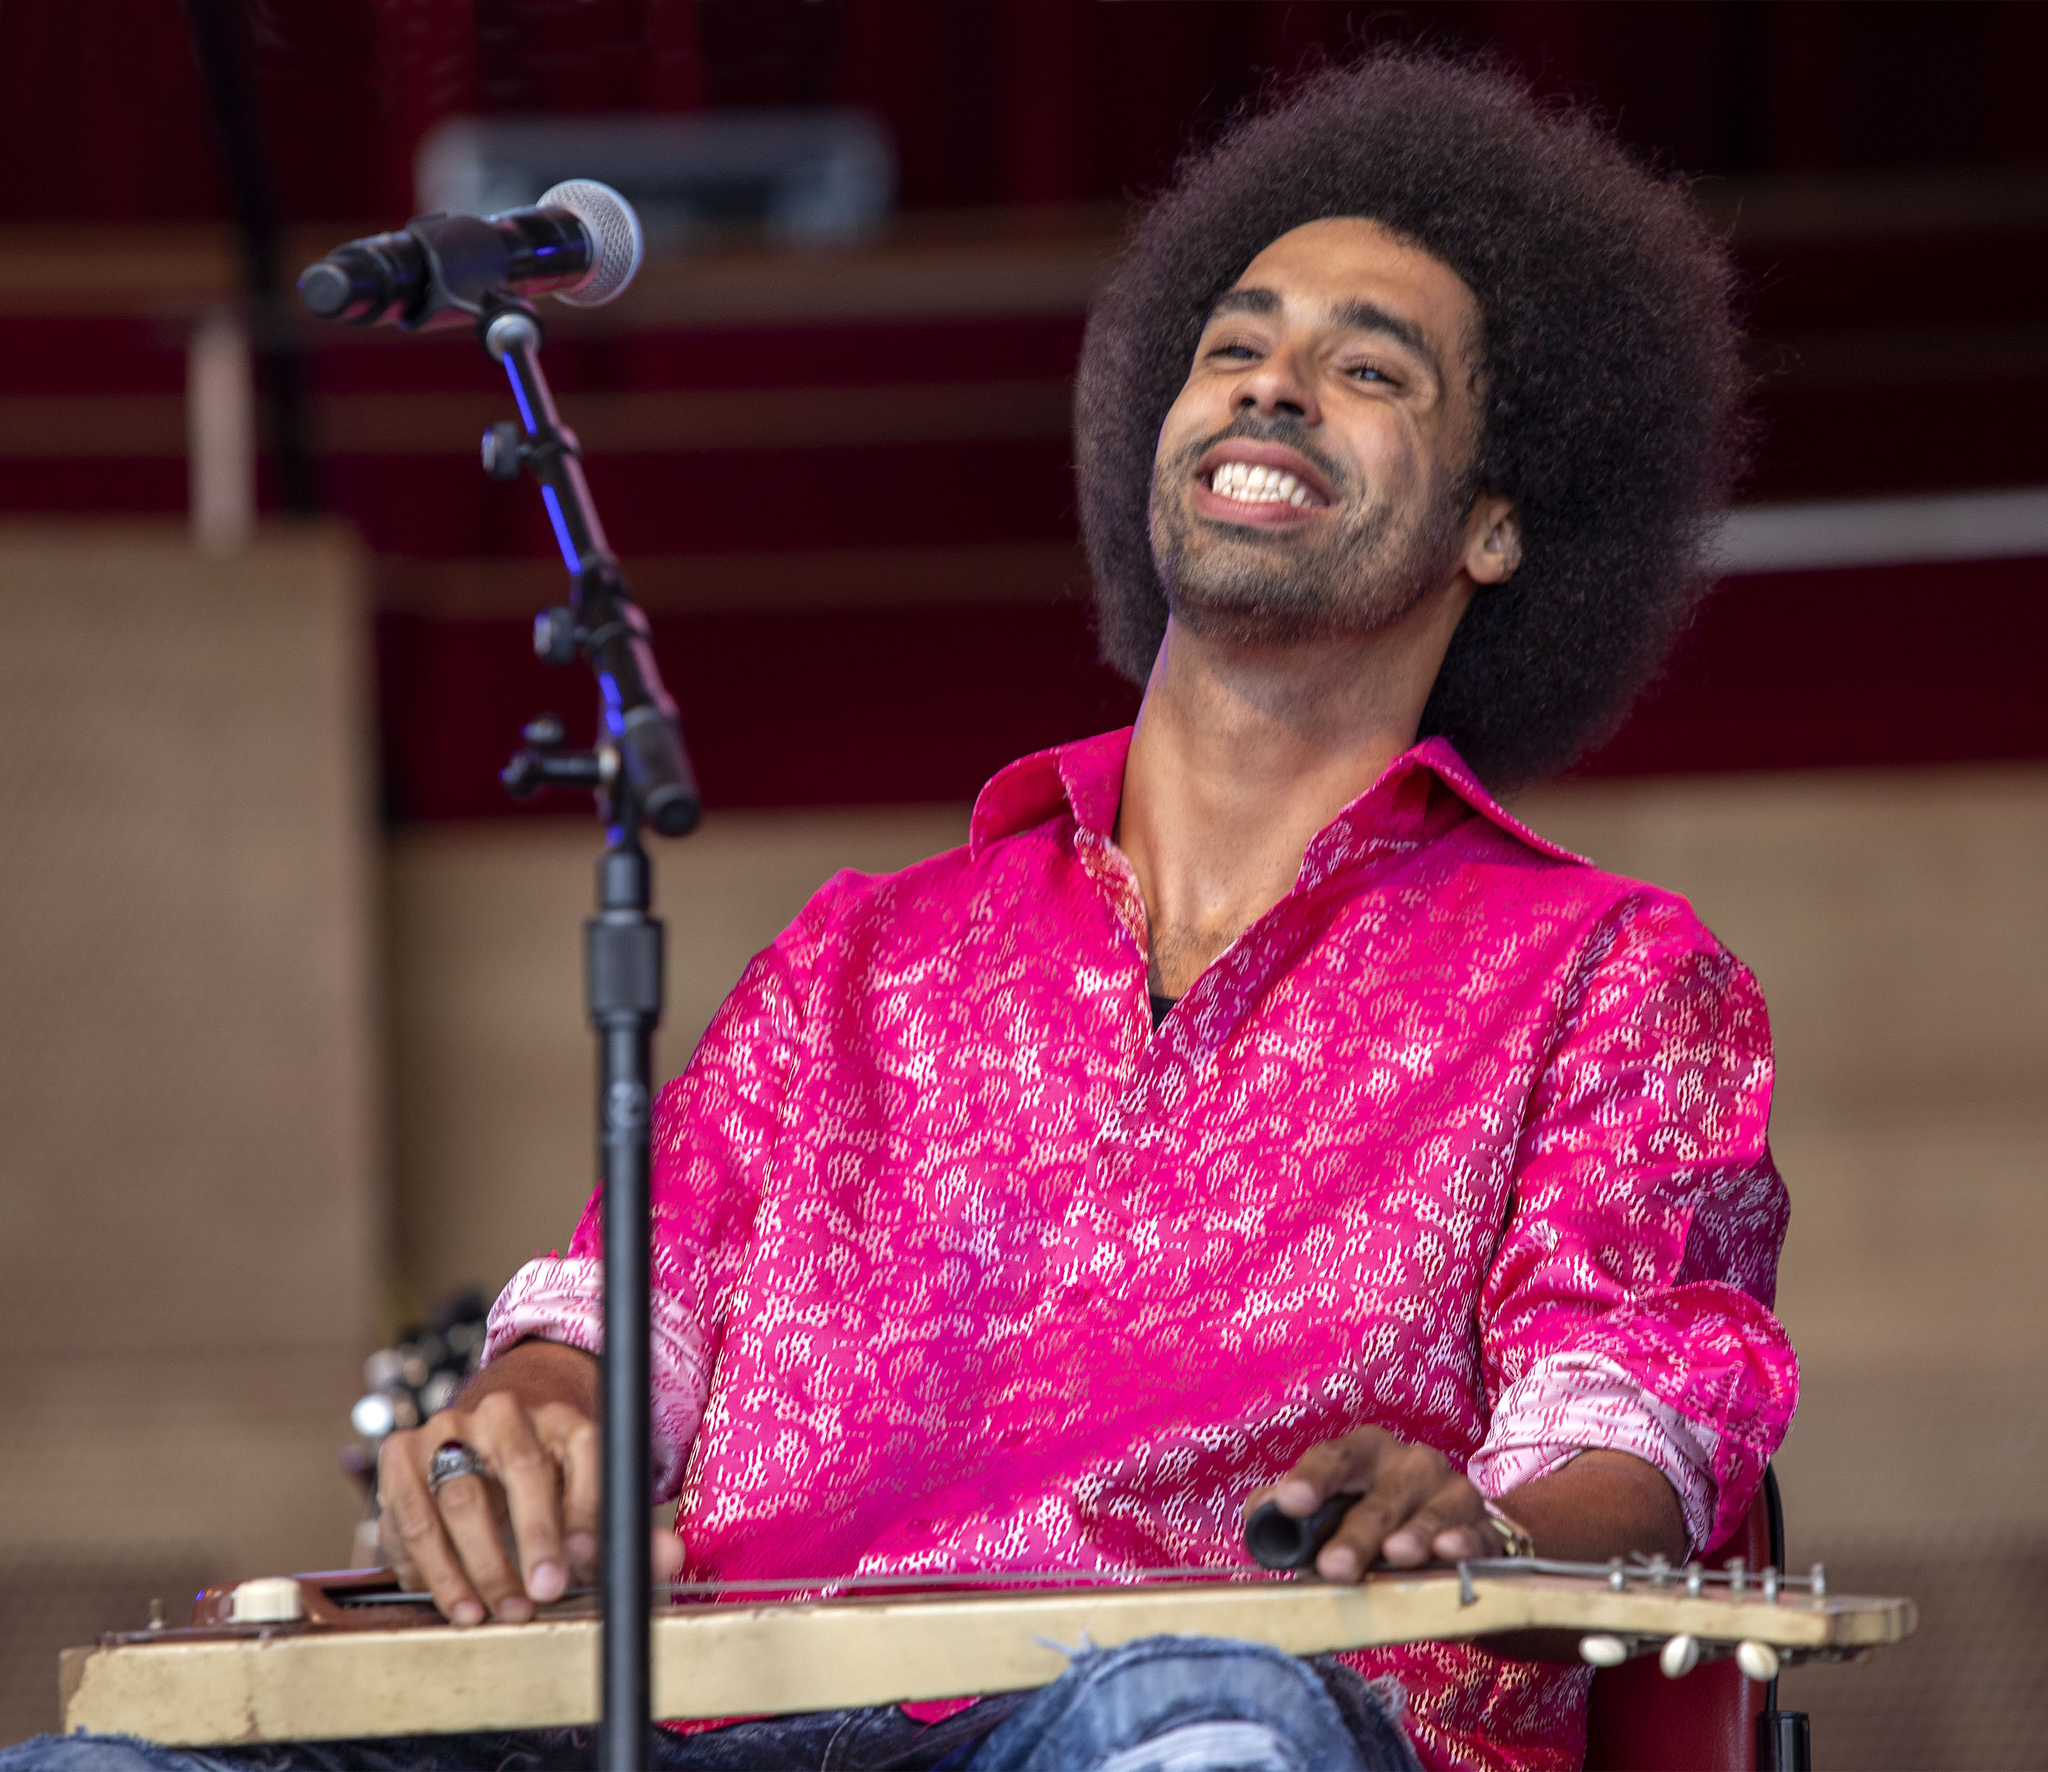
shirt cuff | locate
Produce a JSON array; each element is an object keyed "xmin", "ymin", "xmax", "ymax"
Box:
[
  {"xmin": 483, "ymin": 1255, "xmax": 712, "ymax": 1504},
  {"xmin": 1468, "ymin": 1350, "xmax": 1720, "ymax": 1556}
]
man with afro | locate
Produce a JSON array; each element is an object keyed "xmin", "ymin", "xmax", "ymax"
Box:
[
  {"xmin": 23, "ymin": 47, "xmax": 1795, "ymax": 1772},
  {"xmin": 386, "ymin": 46, "xmax": 1793, "ymax": 1772}
]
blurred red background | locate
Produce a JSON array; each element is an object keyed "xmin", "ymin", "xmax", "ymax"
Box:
[{"xmin": 2, "ymin": 0, "xmax": 2043, "ymax": 816}]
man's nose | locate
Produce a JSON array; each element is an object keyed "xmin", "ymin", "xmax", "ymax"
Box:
[{"xmin": 1233, "ymin": 348, "xmax": 1321, "ymax": 426}]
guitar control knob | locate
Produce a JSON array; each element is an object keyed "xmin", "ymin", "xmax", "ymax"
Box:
[
  {"xmin": 1659, "ymin": 1634, "xmax": 1700, "ymax": 1678},
  {"xmin": 1578, "ymin": 1634, "xmax": 1630, "ymax": 1668},
  {"xmin": 1736, "ymin": 1639, "xmax": 1781, "ymax": 1682},
  {"xmin": 230, "ymin": 1578, "xmax": 304, "ymax": 1624}
]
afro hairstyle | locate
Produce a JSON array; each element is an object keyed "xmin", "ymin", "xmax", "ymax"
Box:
[{"xmin": 1074, "ymin": 49, "xmax": 1752, "ymax": 788}]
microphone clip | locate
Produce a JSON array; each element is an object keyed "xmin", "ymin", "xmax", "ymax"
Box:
[
  {"xmin": 500, "ymin": 713, "xmax": 613, "ymax": 802},
  {"xmin": 481, "ymin": 417, "xmax": 583, "ymax": 483}
]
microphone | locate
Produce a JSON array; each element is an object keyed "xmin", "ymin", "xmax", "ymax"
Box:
[{"xmin": 297, "ymin": 179, "xmax": 645, "ymax": 329}]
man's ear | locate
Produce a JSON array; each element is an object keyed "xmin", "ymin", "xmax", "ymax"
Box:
[{"xmin": 1463, "ymin": 497, "xmax": 1521, "ymax": 586}]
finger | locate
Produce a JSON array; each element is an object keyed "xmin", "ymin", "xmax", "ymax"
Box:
[
  {"xmin": 431, "ymin": 1454, "xmax": 530, "ymax": 1622},
  {"xmin": 652, "ymin": 1526, "xmax": 686, "ymax": 1587},
  {"xmin": 1427, "ymin": 1521, "xmax": 1502, "ymax": 1563},
  {"xmin": 1382, "ymin": 1475, "xmax": 1493, "ymax": 1567},
  {"xmin": 542, "ymin": 1403, "xmax": 602, "ymax": 1581},
  {"xmin": 376, "ymin": 1496, "xmax": 421, "ymax": 1592},
  {"xmin": 376, "ymin": 1509, "xmax": 415, "ymax": 1589},
  {"xmin": 1275, "ymin": 1428, "xmax": 1392, "ymax": 1518},
  {"xmin": 1316, "ymin": 1451, "xmax": 1446, "ymax": 1582},
  {"xmin": 374, "ymin": 1440, "xmax": 423, "ymax": 1589},
  {"xmin": 378, "ymin": 1431, "xmax": 487, "ymax": 1626},
  {"xmin": 470, "ymin": 1393, "xmax": 568, "ymax": 1606}
]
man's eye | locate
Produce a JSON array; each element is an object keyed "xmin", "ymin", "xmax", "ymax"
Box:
[
  {"xmin": 1348, "ymin": 364, "xmax": 1394, "ymax": 384},
  {"xmin": 1209, "ymin": 343, "xmax": 1258, "ymax": 361}
]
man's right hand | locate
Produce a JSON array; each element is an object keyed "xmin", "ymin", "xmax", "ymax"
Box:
[{"xmin": 376, "ymin": 1337, "xmax": 680, "ymax": 1625}]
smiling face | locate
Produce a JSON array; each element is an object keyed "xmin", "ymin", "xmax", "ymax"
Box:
[{"xmin": 1148, "ymin": 217, "xmax": 1503, "ymax": 647}]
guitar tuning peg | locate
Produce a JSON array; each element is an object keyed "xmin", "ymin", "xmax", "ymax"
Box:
[
  {"xmin": 1736, "ymin": 1639, "xmax": 1781, "ymax": 1682},
  {"xmin": 1578, "ymin": 1633, "xmax": 1631, "ymax": 1668},
  {"xmin": 1659, "ymin": 1634, "xmax": 1700, "ymax": 1678}
]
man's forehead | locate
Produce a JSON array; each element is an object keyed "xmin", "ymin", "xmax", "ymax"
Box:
[{"xmin": 1240, "ymin": 214, "xmax": 1458, "ymax": 280}]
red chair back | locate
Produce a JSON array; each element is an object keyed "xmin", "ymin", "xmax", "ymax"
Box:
[{"xmin": 1582, "ymin": 1488, "xmax": 1773, "ymax": 1772}]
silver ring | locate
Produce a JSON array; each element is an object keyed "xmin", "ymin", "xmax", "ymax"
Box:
[{"xmin": 427, "ymin": 1440, "xmax": 490, "ymax": 1494}]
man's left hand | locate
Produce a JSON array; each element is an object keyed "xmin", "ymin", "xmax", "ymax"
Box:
[{"xmin": 1245, "ymin": 1426, "xmax": 1503, "ymax": 1582}]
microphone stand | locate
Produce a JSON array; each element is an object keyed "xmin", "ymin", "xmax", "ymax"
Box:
[{"xmin": 480, "ymin": 293, "xmax": 701, "ymax": 1772}]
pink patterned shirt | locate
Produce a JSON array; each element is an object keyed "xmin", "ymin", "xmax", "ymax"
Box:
[{"xmin": 488, "ymin": 729, "xmax": 1797, "ymax": 1772}]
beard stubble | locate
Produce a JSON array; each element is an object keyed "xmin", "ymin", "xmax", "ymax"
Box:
[{"xmin": 1148, "ymin": 419, "xmax": 1470, "ymax": 646}]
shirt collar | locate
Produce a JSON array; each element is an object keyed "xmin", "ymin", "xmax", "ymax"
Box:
[{"xmin": 969, "ymin": 728, "xmax": 1581, "ymax": 874}]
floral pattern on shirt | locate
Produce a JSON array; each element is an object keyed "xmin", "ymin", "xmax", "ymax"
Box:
[{"xmin": 487, "ymin": 730, "xmax": 1796, "ymax": 1772}]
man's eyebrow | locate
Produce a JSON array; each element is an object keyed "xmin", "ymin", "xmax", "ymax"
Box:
[
  {"xmin": 1205, "ymin": 287, "xmax": 1445, "ymax": 387},
  {"xmin": 1205, "ymin": 286, "xmax": 1281, "ymax": 322},
  {"xmin": 1329, "ymin": 298, "xmax": 1432, "ymax": 365}
]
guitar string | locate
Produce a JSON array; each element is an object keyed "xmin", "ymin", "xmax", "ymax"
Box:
[
  {"xmin": 337, "ymin": 1556, "xmax": 1817, "ymax": 1609},
  {"xmin": 341, "ymin": 1566, "xmax": 1285, "ymax": 1606}
]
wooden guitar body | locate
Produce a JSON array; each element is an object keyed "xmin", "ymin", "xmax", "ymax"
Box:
[{"xmin": 60, "ymin": 1562, "xmax": 1913, "ymax": 1747}]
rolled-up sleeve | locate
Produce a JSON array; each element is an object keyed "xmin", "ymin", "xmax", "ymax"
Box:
[
  {"xmin": 480, "ymin": 881, "xmax": 834, "ymax": 1500},
  {"xmin": 483, "ymin": 1253, "xmax": 711, "ymax": 1503},
  {"xmin": 1472, "ymin": 893, "xmax": 1798, "ymax": 1553}
]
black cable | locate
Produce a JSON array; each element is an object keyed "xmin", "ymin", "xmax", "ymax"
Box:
[{"xmin": 1762, "ymin": 1464, "xmax": 1786, "ymax": 1711}]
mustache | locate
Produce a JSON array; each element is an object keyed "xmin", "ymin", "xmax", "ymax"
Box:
[{"xmin": 1168, "ymin": 414, "xmax": 1351, "ymax": 497}]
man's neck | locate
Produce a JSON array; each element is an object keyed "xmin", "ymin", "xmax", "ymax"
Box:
[{"xmin": 1115, "ymin": 581, "xmax": 1470, "ymax": 997}]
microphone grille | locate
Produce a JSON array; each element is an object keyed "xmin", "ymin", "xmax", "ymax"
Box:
[{"xmin": 539, "ymin": 179, "xmax": 645, "ymax": 307}]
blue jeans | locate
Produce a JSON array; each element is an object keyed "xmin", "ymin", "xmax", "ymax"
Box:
[{"xmin": 1, "ymin": 1636, "xmax": 1421, "ymax": 1771}]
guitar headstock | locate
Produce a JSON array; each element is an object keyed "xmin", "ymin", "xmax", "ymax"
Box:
[{"xmin": 1446, "ymin": 1551, "xmax": 1910, "ymax": 1678}]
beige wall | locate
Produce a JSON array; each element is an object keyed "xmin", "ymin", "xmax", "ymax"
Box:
[{"xmin": 0, "ymin": 526, "xmax": 386, "ymax": 1741}]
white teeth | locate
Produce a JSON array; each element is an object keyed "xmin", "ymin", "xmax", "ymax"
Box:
[{"xmin": 1207, "ymin": 460, "xmax": 1317, "ymax": 507}]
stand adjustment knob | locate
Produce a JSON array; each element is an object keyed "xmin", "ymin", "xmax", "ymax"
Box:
[
  {"xmin": 502, "ymin": 719, "xmax": 606, "ymax": 799},
  {"xmin": 534, "ymin": 606, "xmax": 581, "ymax": 665},
  {"xmin": 501, "ymin": 748, "xmax": 546, "ymax": 799},
  {"xmin": 481, "ymin": 420, "xmax": 527, "ymax": 480}
]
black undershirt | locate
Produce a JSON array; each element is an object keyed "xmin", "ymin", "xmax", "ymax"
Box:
[{"xmin": 1149, "ymin": 992, "xmax": 1178, "ymax": 1031}]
